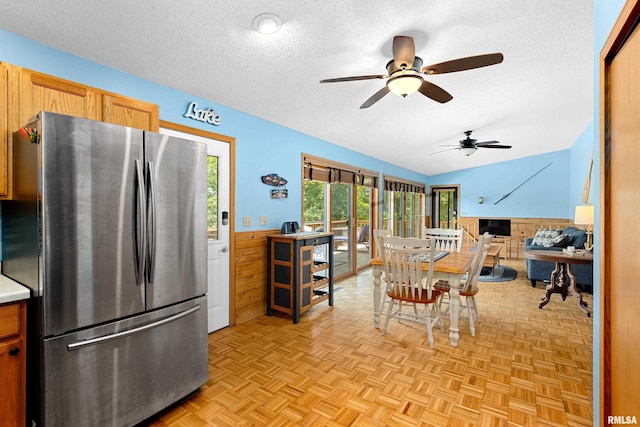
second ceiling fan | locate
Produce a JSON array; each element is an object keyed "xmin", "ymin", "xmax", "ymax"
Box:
[
  {"xmin": 432, "ymin": 130, "xmax": 512, "ymax": 156},
  {"xmin": 319, "ymin": 35, "xmax": 503, "ymax": 109}
]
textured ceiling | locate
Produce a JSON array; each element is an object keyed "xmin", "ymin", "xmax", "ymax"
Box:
[{"xmin": 0, "ymin": 0, "xmax": 593, "ymax": 175}]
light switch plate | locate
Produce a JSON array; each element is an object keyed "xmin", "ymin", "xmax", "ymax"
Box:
[
  {"xmin": 243, "ymin": 216, "xmax": 251, "ymax": 227},
  {"xmin": 259, "ymin": 216, "xmax": 267, "ymax": 226}
]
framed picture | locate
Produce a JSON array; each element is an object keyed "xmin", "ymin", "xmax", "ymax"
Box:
[{"xmin": 271, "ymin": 189, "xmax": 288, "ymax": 199}]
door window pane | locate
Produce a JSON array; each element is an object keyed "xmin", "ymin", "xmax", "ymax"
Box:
[{"xmin": 207, "ymin": 155, "xmax": 218, "ymax": 240}]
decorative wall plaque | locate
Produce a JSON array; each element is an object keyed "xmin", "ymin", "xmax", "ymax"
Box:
[{"xmin": 184, "ymin": 101, "xmax": 221, "ymax": 126}]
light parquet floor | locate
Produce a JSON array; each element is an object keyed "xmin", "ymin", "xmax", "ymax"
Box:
[{"xmin": 145, "ymin": 259, "xmax": 593, "ymax": 427}]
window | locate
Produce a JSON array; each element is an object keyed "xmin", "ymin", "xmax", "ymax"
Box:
[{"xmin": 382, "ymin": 176, "xmax": 425, "ymax": 237}]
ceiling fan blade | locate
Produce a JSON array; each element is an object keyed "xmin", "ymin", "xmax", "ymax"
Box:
[
  {"xmin": 430, "ymin": 147, "xmax": 459, "ymax": 155},
  {"xmin": 320, "ymin": 74, "xmax": 387, "ymax": 83},
  {"xmin": 392, "ymin": 36, "xmax": 415, "ymax": 70},
  {"xmin": 418, "ymin": 80, "xmax": 453, "ymax": 103},
  {"xmin": 479, "ymin": 144, "xmax": 512, "ymax": 149},
  {"xmin": 422, "ymin": 53, "xmax": 504, "ymax": 75},
  {"xmin": 360, "ymin": 86, "xmax": 390, "ymax": 109},
  {"xmin": 475, "ymin": 140, "xmax": 501, "ymax": 146}
]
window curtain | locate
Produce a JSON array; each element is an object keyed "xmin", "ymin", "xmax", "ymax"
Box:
[
  {"xmin": 383, "ymin": 177, "xmax": 425, "ymax": 194},
  {"xmin": 303, "ymin": 161, "xmax": 378, "ymax": 188}
]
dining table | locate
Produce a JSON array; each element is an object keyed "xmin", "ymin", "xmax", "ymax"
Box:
[{"xmin": 370, "ymin": 251, "xmax": 474, "ymax": 347}]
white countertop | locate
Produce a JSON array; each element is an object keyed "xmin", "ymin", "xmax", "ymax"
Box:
[{"xmin": 0, "ymin": 274, "xmax": 30, "ymax": 304}]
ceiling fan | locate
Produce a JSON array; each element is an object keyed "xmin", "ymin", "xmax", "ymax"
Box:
[
  {"xmin": 319, "ymin": 35, "xmax": 503, "ymax": 109},
  {"xmin": 432, "ymin": 130, "xmax": 512, "ymax": 156}
]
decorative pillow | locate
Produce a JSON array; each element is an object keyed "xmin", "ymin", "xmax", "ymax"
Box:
[
  {"xmin": 562, "ymin": 226, "xmax": 587, "ymax": 248},
  {"xmin": 550, "ymin": 234, "xmax": 571, "ymax": 248},
  {"xmin": 531, "ymin": 229, "xmax": 562, "ymax": 246}
]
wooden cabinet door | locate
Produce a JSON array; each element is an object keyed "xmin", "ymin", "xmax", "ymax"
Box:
[
  {"xmin": 19, "ymin": 68, "xmax": 98, "ymax": 124},
  {"xmin": 0, "ymin": 338, "xmax": 23, "ymax": 427},
  {"xmin": 102, "ymin": 93, "xmax": 159, "ymax": 131}
]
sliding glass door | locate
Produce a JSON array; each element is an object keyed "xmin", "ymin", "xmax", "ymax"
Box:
[
  {"xmin": 330, "ymin": 183, "xmax": 352, "ymax": 276},
  {"xmin": 382, "ymin": 177, "xmax": 425, "ymax": 237},
  {"xmin": 355, "ymin": 185, "xmax": 372, "ymax": 270},
  {"xmin": 302, "ymin": 157, "xmax": 377, "ymax": 279}
]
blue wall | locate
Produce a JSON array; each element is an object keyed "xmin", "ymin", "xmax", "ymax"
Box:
[
  {"xmin": 0, "ymin": 29, "xmax": 594, "ymax": 231},
  {"xmin": 430, "ymin": 150, "xmax": 572, "ymax": 218},
  {"xmin": 570, "ymin": 123, "xmax": 596, "ymax": 208},
  {"xmin": 0, "ymin": 29, "xmax": 427, "ymax": 232}
]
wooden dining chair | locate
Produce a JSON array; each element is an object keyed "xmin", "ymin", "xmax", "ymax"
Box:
[
  {"xmin": 434, "ymin": 233, "xmax": 491, "ymax": 337},
  {"xmin": 380, "ymin": 235, "xmax": 443, "ymax": 348},
  {"xmin": 423, "ymin": 227, "xmax": 463, "ymax": 310},
  {"xmin": 423, "ymin": 227, "xmax": 463, "ymax": 252}
]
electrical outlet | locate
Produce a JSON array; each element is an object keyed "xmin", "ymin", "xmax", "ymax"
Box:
[
  {"xmin": 259, "ymin": 216, "xmax": 267, "ymax": 226},
  {"xmin": 243, "ymin": 216, "xmax": 251, "ymax": 227}
]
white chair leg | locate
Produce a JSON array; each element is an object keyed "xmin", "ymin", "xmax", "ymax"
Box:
[
  {"xmin": 466, "ymin": 297, "xmax": 475, "ymax": 337},
  {"xmin": 433, "ymin": 302, "xmax": 444, "ymax": 332},
  {"xmin": 439, "ymin": 292, "xmax": 450, "ymax": 314},
  {"xmin": 424, "ymin": 304, "xmax": 435, "ymax": 348},
  {"xmin": 381, "ymin": 298, "xmax": 395, "ymax": 336},
  {"xmin": 470, "ymin": 296, "xmax": 480, "ymax": 322}
]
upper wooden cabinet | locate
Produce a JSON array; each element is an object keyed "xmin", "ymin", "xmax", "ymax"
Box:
[
  {"xmin": 101, "ymin": 93, "xmax": 159, "ymax": 131},
  {"xmin": 19, "ymin": 68, "xmax": 99, "ymax": 125},
  {"xmin": 0, "ymin": 63, "xmax": 159, "ymax": 199}
]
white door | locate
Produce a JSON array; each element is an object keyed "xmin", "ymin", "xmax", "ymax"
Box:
[{"xmin": 160, "ymin": 128, "xmax": 230, "ymax": 333}]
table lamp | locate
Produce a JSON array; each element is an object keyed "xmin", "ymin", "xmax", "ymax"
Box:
[{"xmin": 574, "ymin": 205, "xmax": 594, "ymax": 251}]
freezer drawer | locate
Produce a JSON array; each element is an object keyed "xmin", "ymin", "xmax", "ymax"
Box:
[{"xmin": 33, "ymin": 296, "xmax": 208, "ymax": 427}]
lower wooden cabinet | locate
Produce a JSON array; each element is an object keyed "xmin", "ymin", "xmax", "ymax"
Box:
[
  {"xmin": 0, "ymin": 301, "xmax": 27, "ymax": 427},
  {"xmin": 266, "ymin": 233, "xmax": 334, "ymax": 323}
]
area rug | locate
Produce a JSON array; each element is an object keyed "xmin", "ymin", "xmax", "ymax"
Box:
[{"xmin": 478, "ymin": 266, "xmax": 518, "ymax": 282}]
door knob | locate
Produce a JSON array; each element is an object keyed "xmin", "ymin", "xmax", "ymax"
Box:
[{"xmin": 220, "ymin": 246, "xmax": 229, "ymax": 253}]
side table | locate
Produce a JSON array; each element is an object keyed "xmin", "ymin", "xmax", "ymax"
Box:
[{"xmin": 523, "ymin": 249, "xmax": 592, "ymax": 317}]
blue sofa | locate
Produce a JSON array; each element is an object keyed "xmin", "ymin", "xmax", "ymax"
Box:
[{"xmin": 525, "ymin": 226, "xmax": 593, "ymax": 291}]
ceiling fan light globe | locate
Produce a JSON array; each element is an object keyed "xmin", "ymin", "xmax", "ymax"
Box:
[
  {"xmin": 386, "ymin": 75, "xmax": 422, "ymax": 97},
  {"xmin": 459, "ymin": 147, "xmax": 477, "ymax": 156}
]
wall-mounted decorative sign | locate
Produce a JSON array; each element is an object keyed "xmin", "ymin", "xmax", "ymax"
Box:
[
  {"xmin": 271, "ymin": 189, "xmax": 288, "ymax": 199},
  {"xmin": 262, "ymin": 174, "xmax": 287, "ymax": 199},
  {"xmin": 183, "ymin": 101, "xmax": 221, "ymax": 126},
  {"xmin": 261, "ymin": 173, "xmax": 287, "ymax": 187}
]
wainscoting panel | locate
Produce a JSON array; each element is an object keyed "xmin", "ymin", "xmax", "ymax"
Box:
[{"xmin": 233, "ymin": 229, "xmax": 279, "ymax": 324}]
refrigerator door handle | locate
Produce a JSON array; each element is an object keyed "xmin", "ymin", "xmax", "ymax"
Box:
[
  {"xmin": 66, "ymin": 305, "xmax": 200, "ymax": 350},
  {"xmin": 146, "ymin": 161, "xmax": 157, "ymax": 283},
  {"xmin": 134, "ymin": 160, "xmax": 146, "ymax": 286}
]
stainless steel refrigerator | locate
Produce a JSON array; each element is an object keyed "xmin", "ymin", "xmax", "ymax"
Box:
[{"xmin": 2, "ymin": 111, "xmax": 208, "ymax": 426}]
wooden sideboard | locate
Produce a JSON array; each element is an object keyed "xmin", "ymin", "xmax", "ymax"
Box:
[
  {"xmin": 266, "ymin": 233, "xmax": 334, "ymax": 323},
  {"xmin": 458, "ymin": 217, "xmax": 574, "ymax": 259},
  {"xmin": 0, "ymin": 62, "xmax": 159, "ymax": 200}
]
